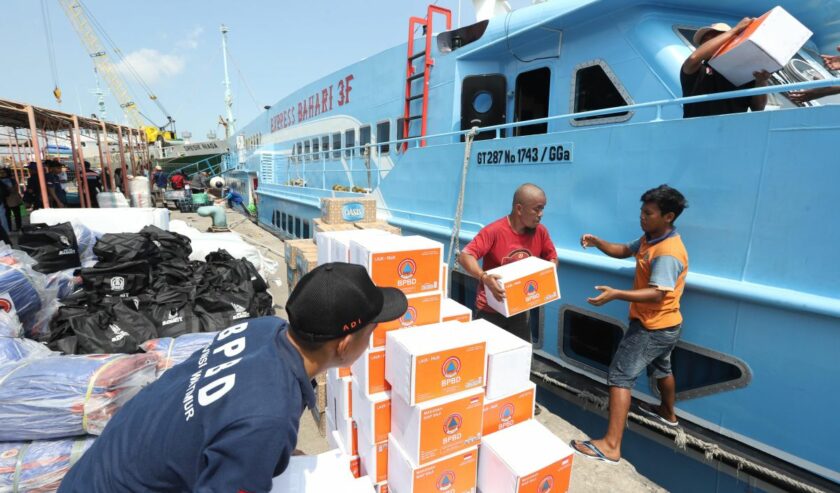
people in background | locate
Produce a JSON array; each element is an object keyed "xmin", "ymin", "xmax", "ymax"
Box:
[
  {"xmin": 217, "ymin": 187, "xmax": 249, "ymax": 215},
  {"xmin": 189, "ymin": 171, "xmax": 210, "ymax": 193},
  {"xmin": 24, "ymin": 162, "xmax": 42, "ymax": 210},
  {"xmin": 58, "ymin": 263, "xmax": 408, "ymax": 493},
  {"xmin": 84, "ymin": 162, "xmax": 102, "ymax": 208},
  {"xmin": 169, "ymin": 170, "xmax": 186, "ymax": 190},
  {"xmin": 571, "ymin": 185, "xmax": 689, "ymax": 464},
  {"xmin": 0, "ymin": 168, "xmax": 23, "ymax": 231},
  {"xmin": 457, "ymin": 183, "xmax": 558, "ymax": 343},
  {"xmin": 681, "ymin": 19, "xmax": 771, "ymax": 118},
  {"xmin": 788, "ymin": 45, "xmax": 840, "ymax": 103},
  {"xmin": 45, "ymin": 160, "xmax": 67, "ymax": 208}
]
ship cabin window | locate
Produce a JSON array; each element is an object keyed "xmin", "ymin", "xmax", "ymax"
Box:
[
  {"xmin": 281, "ymin": 212, "xmax": 287, "ymax": 232},
  {"xmin": 663, "ymin": 342, "xmax": 751, "ymax": 400},
  {"xmin": 345, "ymin": 129, "xmax": 356, "ymax": 157},
  {"xmin": 303, "ymin": 140, "xmax": 311, "ymax": 162},
  {"xmin": 321, "ymin": 136, "xmax": 330, "ymax": 158},
  {"xmin": 514, "ymin": 67, "xmax": 551, "ymax": 136},
  {"xmin": 303, "ymin": 220, "xmax": 311, "ymax": 239},
  {"xmin": 673, "ymin": 26, "xmax": 700, "ymax": 48},
  {"xmin": 460, "ymin": 74, "xmax": 507, "ymax": 140},
  {"xmin": 559, "ymin": 307, "xmax": 625, "ymax": 374},
  {"xmin": 296, "ymin": 142, "xmax": 303, "ymax": 163},
  {"xmin": 360, "ymin": 125, "xmax": 372, "ymax": 156},
  {"xmin": 571, "ymin": 60, "xmax": 633, "ymax": 126},
  {"xmin": 332, "ymin": 132, "xmax": 342, "ymax": 159},
  {"xmin": 294, "ymin": 217, "xmax": 302, "ymax": 238},
  {"xmin": 312, "ymin": 138, "xmax": 320, "ymax": 161},
  {"xmin": 377, "ymin": 120, "xmax": 391, "ymax": 155}
]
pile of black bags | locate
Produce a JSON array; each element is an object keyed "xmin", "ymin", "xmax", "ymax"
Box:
[{"xmin": 46, "ymin": 225, "xmax": 273, "ymax": 354}]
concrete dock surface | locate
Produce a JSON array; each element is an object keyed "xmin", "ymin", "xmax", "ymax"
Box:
[{"xmin": 176, "ymin": 209, "xmax": 666, "ymax": 493}]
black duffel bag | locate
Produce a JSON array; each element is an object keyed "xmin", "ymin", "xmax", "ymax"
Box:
[
  {"xmin": 18, "ymin": 222, "xmax": 81, "ymax": 274},
  {"xmin": 194, "ymin": 283, "xmax": 256, "ymax": 332},
  {"xmin": 150, "ymin": 258, "xmax": 195, "ymax": 292},
  {"xmin": 47, "ymin": 297, "xmax": 157, "ymax": 354},
  {"xmin": 203, "ymin": 249, "xmax": 268, "ymax": 293},
  {"xmin": 80, "ymin": 260, "xmax": 151, "ymax": 298},
  {"xmin": 94, "ymin": 233, "xmax": 161, "ymax": 265},
  {"xmin": 140, "ymin": 225, "xmax": 192, "ymax": 261},
  {"xmin": 145, "ymin": 287, "xmax": 202, "ymax": 338}
]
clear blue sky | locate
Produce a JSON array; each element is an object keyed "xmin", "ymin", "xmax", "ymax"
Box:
[{"xmin": 1, "ymin": 1, "xmax": 528, "ymax": 139}]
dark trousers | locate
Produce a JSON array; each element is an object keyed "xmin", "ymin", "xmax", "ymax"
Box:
[
  {"xmin": 476, "ymin": 309, "xmax": 531, "ymax": 343},
  {"xmin": 4, "ymin": 204, "xmax": 21, "ymax": 231}
]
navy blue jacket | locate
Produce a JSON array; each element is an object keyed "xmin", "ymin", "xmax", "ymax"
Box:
[{"xmin": 59, "ymin": 317, "xmax": 316, "ymax": 493}]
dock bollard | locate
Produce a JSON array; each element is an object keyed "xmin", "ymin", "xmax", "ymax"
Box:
[{"xmin": 196, "ymin": 205, "xmax": 229, "ymax": 232}]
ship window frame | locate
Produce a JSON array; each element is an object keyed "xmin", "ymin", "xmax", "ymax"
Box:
[
  {"xmin": 311, "ymin": 137, "xmax": 320, "ymax": 161},
  {"xmin": 672, "ymin": 24, "xmax": 701, "ymax": 48},
  {"xmin": 376, "ymin": 120, "xmax": 391, "ymax": 156},
  {"xmin": 321, "ymin": 135, "xmax": 330, "ymax": 158},
  {"xmin": 303, "ymin": 140, "xmax": 311, "ymax": 162},
  {"xmin": 556, "ymin": 305, "xmax": 626, "ymax": 376},
  {"xmin": 359, "ymin": 125, "xmax": 372, "ymax": 156},
  {"xmin": 514, "ymin": 66, "xmax": 552, "ymax": 136},
  {"xmin": 345, "ymin": 129, "xmax": 356, "ymax": 158},
  {"xmin": 332, "ymin": 132, "xmax": 342, "ymax": 159},
  {"xmin": 296, "ymin": 142, "xmax": 303, "ymax": 164},
  {"xmin": 569, "ymin": 59, "xmax": 634, "ymax": 126}
]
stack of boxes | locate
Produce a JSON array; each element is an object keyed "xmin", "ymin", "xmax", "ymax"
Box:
[{"xmin": 285, "ymin": 239, "xmax": 318, "ymax": 291}]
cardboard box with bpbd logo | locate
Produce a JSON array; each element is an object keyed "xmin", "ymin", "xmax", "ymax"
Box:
[
  {"xmin": 315, "ymin": 229, "xmax": 394, "ymax": 265},
  {"xmin": 482, "ymin": 383, "xmax": 536, "ymax": 437},
  {"xmin": 709, "ymin": 6, "xmax": 812, "ymax": 86},
  {"xmin": 349, "ymin": 236, "xmax": 443, "ymax": 295},
  {"xmin": 390, "ymin": 387, "xmax": 484, "ymax": 465},
  {"xmin": 484, "ymin": 256, "xmax": 560, "ymax": 317},
  {"xmin": 388, "ymin": 437, "xmax": 478, "ymax": 493},
  {"xmin": 358, "ymin": 431, "xmax": 389, "ymax": 484},
  {"xmin": 352, "ymin": 348, "xmax": 390, "ymax": 395},
  {"xmin": 352, "ymin": 385, "xmax": 391, "ymax": 444},
  {"xmin": 464, "ymin": 319, "xmax": 532, "ymax": 400},
  {"xmin": 478, "ymin": 420, "xmax": 574, "ymax": 493},
  {"xmin": 384, "ymin": 321, "xmax": 486, "ymax": 406},
  {"xmin": 321, "ymin": 197, "xmax": 377, "ymax": 224},
  {"xmin": 441, "ymin": 297, "xmax": 472, "ymax": 323},
  {"xmin": 370, "ymin": 291, "xmax": 442, "ymax": 348}
]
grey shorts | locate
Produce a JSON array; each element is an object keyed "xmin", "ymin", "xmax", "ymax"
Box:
[{"xmin": 607, "ymin": 319, "xmax": 681, "ymax": 389}]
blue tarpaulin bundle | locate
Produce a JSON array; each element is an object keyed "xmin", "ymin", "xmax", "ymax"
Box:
[
  {"xmin": 0, "ymin": 336, "xmax": 52, "ymax": 362},
  {"xmin": 140, "ymin": 332, "xmax": 217, "ymax": 378},
  {"xmin": 0, "ymin": 352, "xmax": 157, "ymax": 441},
  {"xmin": 0, "ymin": 246, "xmax": 59, "ymax": 340},
  {"xmin": 0, "ymin": 436, "xmax": 95, "ymax": 493}
]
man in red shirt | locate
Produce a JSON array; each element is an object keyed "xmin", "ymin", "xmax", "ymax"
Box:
[{"xmin": 458, "ymin": 183, "xmax": 558, "ymax": 342}]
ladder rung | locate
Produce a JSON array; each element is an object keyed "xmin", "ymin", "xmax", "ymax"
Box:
[
  {"xmin": 409, "ymin": 50, "xmax": 426, "ymax": 60},
  {"xmin": 407, "ymin": 72, "xmax": 425, "ymax": 81},
  {"xmin": 406, "ymin": 94, "xmax": 424, "ymax": 102},
  {"xmin": 406, "ymin": 115, "xmax": 423, "ymax": 121}
]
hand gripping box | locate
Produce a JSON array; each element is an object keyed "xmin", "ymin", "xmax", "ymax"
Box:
[
  {"xmin": 327, "ymin": 373, "xmax": 353, "ymax": 420},
  {"xmin": 441, "ymin": 298, "xmax": 472, "ymax": 323},
  {"xmin": 349, "ymin": 235, "xmax": 443, "ymax": 294},
  {"xmin": 464, "ymin": 319, "xmax": 532, "ymax": 400},
  {"xmin": 352, "ymin": 348, "xmax": 391, "ymax": 395},
  {"xmin": 391, "ymin": 387, "xmax": 484, "ymax": 466},
  {"xmin": 358, "ymin": 431, "xmax": 389, "ymax": 484},
  {"xmin": 385, "ymin": 321, "xmax": 486, "ymax": 406},
  {"xmin": 370, "ymin": 291, "xmax": 442, "ymax": 348},
  {"xmin": 388, "ymin": 437, "xmax": 478, "ymax": 493},
  {"xmin": 352, "ymin": 384, "xmax": 391, "ymax": 444},
  {"xmin": 709, "ymin": 6, "xmax": 812, "ymax": 86},
  {"xmin": 482, "ymin": 383, "xmax": 536, "ymax": 437},
  {"xmin": 477, "ymin": 420, "xmax": 574, "ymax": 493},
  {"xmin": 484, "ymin": 256, "xmax": 560, "ymax": 317}
]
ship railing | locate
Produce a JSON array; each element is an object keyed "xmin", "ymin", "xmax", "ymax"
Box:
[{"xmin": 267, "ymin": 78, "xmax": 838, "ymax": 186}]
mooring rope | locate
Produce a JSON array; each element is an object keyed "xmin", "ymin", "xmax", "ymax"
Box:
[
  {"xmin": 532, "ymin": 371, "xmax": 828, "ymax": 493},
  {"xmin": 446, "ymin": 126, "xmax": 479, "ymax": 271}
]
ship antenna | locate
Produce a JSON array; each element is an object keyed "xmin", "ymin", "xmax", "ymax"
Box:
[{"xmin": 220, "ymin": 24, "xmax": 236, "ymax": 138}]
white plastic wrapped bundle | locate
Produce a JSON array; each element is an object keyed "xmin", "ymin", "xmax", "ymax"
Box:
[
  {"xmin": 71, "ymin": 222, "xmax": 99, "ymax": 265},
  {"xmin": 140, "ymin": 332, "xmax": 218, "ymax": 378},
  {"xmin": 0, "ymin": 336, "xmax": 53, "ymax": 362},
  {"xmin": 0, "ymin": 436, "xmax": 95, "ymax": 493},
  {"xmin": 96, "ymin": 192, "xmax": 129, "ymax": 208},
  {"xmin": 0, "ymin": 352, "xmax": 157, "ymax": 440},
  {"xmin": 0, "ymin": 246, "xmax": 60, "ymax": 340},
  {"xmin": 0, "ymin": 310, "xmax": 23, "ymax": 338}
]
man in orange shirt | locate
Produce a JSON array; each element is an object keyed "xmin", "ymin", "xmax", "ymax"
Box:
[{"xmin": 571, "ymin": 184, "xmax": 689, "ymax": 464}]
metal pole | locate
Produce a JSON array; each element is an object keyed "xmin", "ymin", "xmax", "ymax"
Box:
[
  {"xmin": 117, "ymin": 126, "xmax": 129, "ymax": 198},
  {"xmin": 127, "ymin": 126, "xmax": 137, "ymax": 177},
  {"xmin": 25, "ymin": 106, "xmax": 51, "ymax": 209},
  {"xmin": 221, "ymin": 25, "xmax": 236, "ymax": 137},
  {"xmin": 11, "ymin": 131, "xmax": 25, "ymax": 187},
  {"xmin": 100, "ymin": 121, "xmax": 116, "ymax": 191},
  {"xmin": 69, "ymin": 118, "xmax": 88, "ymax": 208},
  {"xmin": 94, "ymin": 125, "xmax": 108, "ymax": 192}
]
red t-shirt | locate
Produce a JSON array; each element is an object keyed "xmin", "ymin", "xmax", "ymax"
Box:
[{"xmin": 462, "ymin": 217, "xmax": 557, "ymax": 313}]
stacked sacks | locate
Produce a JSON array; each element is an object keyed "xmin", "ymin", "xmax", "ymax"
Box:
[
  {"xmin": 0, "ymin": 437, "xmax": 96, "ymax": 492},
  {"xmin": 17, "ymin": 223, "xmax": 81, "ymax": 275},
  {"xmin": 140, "ymin": 332, "xmax": 218, "ymax": 378},
  {"xmin": 0, "ymin": 245, "xmax": 60, "ymax": 340}
]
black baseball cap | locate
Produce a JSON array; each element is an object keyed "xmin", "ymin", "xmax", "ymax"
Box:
[{"xmin": 286, "ymin": 262, "xmax": 408, "ymax": 342}]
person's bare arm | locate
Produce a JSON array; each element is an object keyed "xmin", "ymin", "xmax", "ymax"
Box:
[
  {"xmin": 580, "ymin": 234, "xmax": 633, "ymax": 259},
  {"xmin": 587, "ymin": 286, "xmax": 665, "ymax": 306},
  {"xmin": 788, "ymin": 86, "xmax": 840, "ymax": 103},
  {"xmin": 458, "ymin": 252, "xmax": 505, "ymax": 302},
  {"xmin": 682, "ymin": 18, "xmax": 753, "ymax": 75}
]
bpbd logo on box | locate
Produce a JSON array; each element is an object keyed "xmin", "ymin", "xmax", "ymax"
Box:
[
  {"xmin": 442, "ymin": 414, "xmax": 463, "ymax": 444},
  {"xmin": 397, "ymin": 258, "xmax": 417, "ymax": 287},
  {"xmin": 524, "ymin": 279, "xmax": 539, "ymax": 302},
  {"xmin": 436, "ymin": 470, "xmax": 456, "ymax": 491},
  {"xmin": 400, "ymin": 306, "xmax": 417, "ymax": 327},
  {"xmin": 538, "ymin": 475, "xmax": 555, "ymax": 493},
  {"xmin": 341, "ymin": 202, "xmax": 365, "ymax": 222}
]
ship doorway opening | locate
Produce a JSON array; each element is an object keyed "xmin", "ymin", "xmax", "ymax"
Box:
[
  {"xmin": 461, "ymin": 74, "xmax": 506, "ymax": 141},
  {"xmin": 559, "ymin": 307, "xmax": 625, "ymax": 374},
  {"xmin": 514, "ymin": 67, "xmax": 551, "ymax": 136}
]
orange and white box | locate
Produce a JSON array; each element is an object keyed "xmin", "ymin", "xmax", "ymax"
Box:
[
  {"xmin": 441, "ymin": 298, "xmax": 472, "ymax": 323},
  {"xmin": 709, "ymin": 6, "xmax": 812, "ymax": 86},
  {"xmin": 327, "ymin": 415, "xmax": 358, "ymax": 456},
  {"xmin": 370, "ymin": 291, "xmax": 442, "ymax": 348},
  {"xmin": 328, "ymin": 366, "xmax": 352, "ymax": 379},
  {"xmin": 388, "ymin": 437, "xmax": 478, "ymax": 493},
  {"xmin": 441, "ymin": 263, "xmax": 449, "ymax": 297},
  {"xmin": 327, "ymin": 373, "xmax": 353, "ymax": 420},
  {"xmin": 484, "ymin": 256, "xmax": 560, "ymax": 317},
  {"xmin": 324, "ymin": 229, "xmax": 395, "ymax": 264},
  {"xmin": 374, "ymin": 481, "xmax": 389, "ymax": 493},
  {"xmin": 351, "ymin": 385, "xmax": 391, "ymax": 444},
  {"xmin": 358, "ymin": 431, "xmax": 389, "ymax": 484},
  {"xmin": 477, "ymin": 420, "xmax": 574, "ymax": 493},
  {"xmin": 391, "ymin": 387, "xmax": 484, "ymax": 465},
  {"xmin": 351, "ymin": 348, "xmax": 390, "ymax": 395},
  {"xmin": 465, "ymin": 319, "xmax": 531, "ymax": 400},
  {"xmin": 385, "ymin": 321, "xmax": 486, "ymax": 406},
  {"xmin": 482, "ymin": 382, "xmax": 536, "ymax": 437},
  {"xmin": 349, "ymin": 235, "xmax": 443, "ymax": 294},
  {"xmin": 349, "ymin": 455, "xmax": 361, "ymax": 478}
]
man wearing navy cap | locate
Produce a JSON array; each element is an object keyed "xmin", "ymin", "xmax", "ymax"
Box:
[{"xmin": 59, "ymin": 263, "xmax": 408, "ymax": 493}]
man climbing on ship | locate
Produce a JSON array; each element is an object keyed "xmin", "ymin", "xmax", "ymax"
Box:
[
  {"xmin": 458, "ymin": 183, "xmax": 558, "ymax": 343},
  {"xmin": 571, "ymin": 184, "xmax": 689, "ymax": 464},
  {"xmin": 58, "ymin": 263, "xmax": 408, "ymax": 493}
]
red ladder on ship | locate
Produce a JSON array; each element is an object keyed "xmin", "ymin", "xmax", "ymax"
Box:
[{"xmin": 403, "ymin": 5, "xmax": 452, "ymax": 151}]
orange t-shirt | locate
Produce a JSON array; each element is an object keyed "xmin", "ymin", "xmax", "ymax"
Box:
[{"xmin": 627, "ymin": 231, "xmax": 688, "ymax": 329}]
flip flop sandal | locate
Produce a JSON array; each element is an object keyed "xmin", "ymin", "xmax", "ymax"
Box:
[
  {"xmin": 570, "ymin": 439, "xmax": 619, "ymax": 465},
  {"xmin": 638, "ymin": 404, "xmax": 679, "ymax": 427}
]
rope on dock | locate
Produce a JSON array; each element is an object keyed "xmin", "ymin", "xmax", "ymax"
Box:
[{"xmin": 532, "ymin": 371, "xmax": 829, "ymax": 493}]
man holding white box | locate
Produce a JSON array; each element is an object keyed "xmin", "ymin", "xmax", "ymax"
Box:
[{"xmin": 458, "ymin": 183, "xmax": 557, "ymax": 343}]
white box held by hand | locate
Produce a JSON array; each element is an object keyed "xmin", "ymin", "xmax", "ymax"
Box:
[
  {"xmin": 708, "ymin": 6, "xmax": 812, "ymax": 86},
  {"xmin": 478, "ymin": 420, "xmax": 574, "ymax": 493},
  {"xmin": 484, "ymin": 256, "xmax": 560, "ymax": 317}
]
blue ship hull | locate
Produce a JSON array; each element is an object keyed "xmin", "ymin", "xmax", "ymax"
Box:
[{"xmin": 228, "ymin": 0, "xmax": 840, "ymax": 487}]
